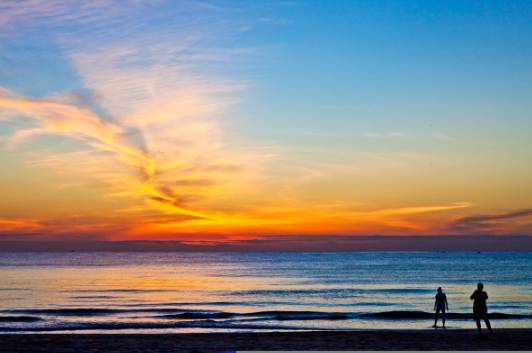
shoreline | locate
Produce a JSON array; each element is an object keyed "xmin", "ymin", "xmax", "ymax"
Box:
[{"xmin": 1, "ymin": 329, "xmax": 531, "ymax": 352}]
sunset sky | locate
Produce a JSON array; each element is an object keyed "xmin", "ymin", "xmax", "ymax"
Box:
[{"xmin": 1, "ymin": 0, "xmax": 531, "ymax": 244}]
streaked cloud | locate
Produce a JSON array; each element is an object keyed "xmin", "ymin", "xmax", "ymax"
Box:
[
  {"xmin": 451, "ymin": 209, "xmax": 532, "ymax": 234},
  {"xmin": 0, "ymin": 0, "xmax": 271, "ymax": 236}
]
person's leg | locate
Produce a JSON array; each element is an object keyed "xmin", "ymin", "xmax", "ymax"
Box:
[
  {"xmin": 433, "ymin": 309, "xmax": 439, "ymax": 327},
  {"xmin": 485, "ymin": 318, "xmax": 492, "ymax": 333},
  {"xmin": 442, "ymin": 309, "xmax": 446, "ymax": 327},
  {"xmin": 476, "ymin": 318, "xmax": 481, "ymax": 334}
]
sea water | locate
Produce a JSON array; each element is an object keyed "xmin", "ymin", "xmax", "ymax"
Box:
[{"xmin": 0, "ymin": 252, "xmax": 530, "ymax": 333}]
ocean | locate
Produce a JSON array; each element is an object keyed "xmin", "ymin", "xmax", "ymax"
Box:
[{"xmin": 0, "ymin": 252, "xmax": 530, "ymax": 333}]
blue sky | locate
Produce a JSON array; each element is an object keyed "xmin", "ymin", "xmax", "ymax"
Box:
[{"xmin": 237, "ymin": 1, "xmax": 532, "ymax": 137}]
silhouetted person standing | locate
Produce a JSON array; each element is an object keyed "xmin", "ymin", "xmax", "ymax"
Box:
[
  {"xmin": 433, "ymin": 287, "xmax": 448, "ymax": 328},
  {"xmin": 470, "ymin": 282, "xmax": 492, "ymax": 335}
]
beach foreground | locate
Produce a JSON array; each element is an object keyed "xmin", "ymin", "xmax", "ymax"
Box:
[{"xmin": 1, "ymin": 329, "xmax": 531, "ymax": 352}]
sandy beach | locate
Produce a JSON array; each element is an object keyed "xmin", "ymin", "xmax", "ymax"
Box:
[{"xmin": 1, "ymin": 329, "xmax": 531, "ymax": 352}]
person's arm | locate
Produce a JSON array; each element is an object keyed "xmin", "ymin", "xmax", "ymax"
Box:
[
  {"xmin": 434, "ymin": 297, "xmax": 437, "ymax": 311},
  {"xmin": 445, "ymin": 295, "xmax": 448, "ymax": 310},
  {"xmin": 470, "ymin": 291, "xmax": 475, "ymax": 300}
]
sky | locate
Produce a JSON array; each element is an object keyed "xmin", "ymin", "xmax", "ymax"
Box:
[{"xmin": 0, "ymin": 0, "xmax": 531, "ymax": 245}]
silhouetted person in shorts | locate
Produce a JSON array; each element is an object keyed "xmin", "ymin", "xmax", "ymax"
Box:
[
  {"xmin": 433, "ymin": 287, "xmax": 448, "ymax": 328},
  {"xmin": 470, "ymin": 282, "xmax": 492, "ymax": 335}
]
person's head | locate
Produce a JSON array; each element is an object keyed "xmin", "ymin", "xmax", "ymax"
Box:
[
  {"xmin": 477, "ymin": 282, "xmax": 484, "ymax": 290},
  {"xmin": 437, "ymin": 287, "xmax": 442, "ymax": 293}
]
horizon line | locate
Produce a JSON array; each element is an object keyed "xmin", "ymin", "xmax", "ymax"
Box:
[{"xmin": 0, "ymin": 235, "xmax": 530, "ymax": 252}]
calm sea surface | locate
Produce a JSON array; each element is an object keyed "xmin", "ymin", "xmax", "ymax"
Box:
[{"xmin": 0, "ymin": 252, "xmax": 530, "ymax": 333}]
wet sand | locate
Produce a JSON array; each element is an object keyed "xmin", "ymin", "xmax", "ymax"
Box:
[{"xmin": 1, "ymin": 329, "xmax": 531, "ymax": 352}]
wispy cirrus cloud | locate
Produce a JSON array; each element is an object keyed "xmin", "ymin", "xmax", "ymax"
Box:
[
  {"xmin": 0, "ymin": 0, "xmax": 110, "ymax": 26},
  {"xmin": 0, "ymin": 1, "xmax": 272, "ymax": 234},
  {"xmin": 0, "ymin": 84, "xmax": 263, "ymax": 223}
]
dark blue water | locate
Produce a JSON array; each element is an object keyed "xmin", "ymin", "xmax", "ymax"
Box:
[{"xmin": 0, "ymin": 252, "xmax": 530, "ymax": 333}]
